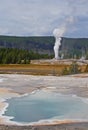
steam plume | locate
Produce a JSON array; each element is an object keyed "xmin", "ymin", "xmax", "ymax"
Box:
[{"xmin": 53, "ymin": 16, "xmax": 75, "ymax": 60}]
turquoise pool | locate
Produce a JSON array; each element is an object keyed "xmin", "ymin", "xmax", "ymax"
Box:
[{"xmin": 4, "ymin": 90, "xmax": 88, "ymax": 124}]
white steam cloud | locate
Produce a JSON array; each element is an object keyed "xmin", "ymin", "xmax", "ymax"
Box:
[
  {"xmin": 53, "ymin": 16, "xmax": 75, "ymax": 59},
  {"xmin": 53, "ymin": 26, "xmax": 66, "ymax": 59},
  {"xmin": 53, "ymin": 0, "xmax": 78, "ymax": 60}
]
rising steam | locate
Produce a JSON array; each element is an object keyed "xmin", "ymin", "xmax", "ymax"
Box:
[
  {"xmin": 53, "ymin": 16, "xmax": 76, "ymax": 60},
  {"xmin": 53, "ymin": 26, "xmax": 66, "ymax": 59}
]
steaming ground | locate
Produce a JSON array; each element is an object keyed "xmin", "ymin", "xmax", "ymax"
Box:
[{"xmin": 0, "ymin": 74, "xmax": 88, "ymax": 125}]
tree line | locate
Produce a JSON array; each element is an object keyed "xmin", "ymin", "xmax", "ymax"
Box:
[{"xmin": 0, "ymin": 48, "xmax": 53, "ymax": 64}]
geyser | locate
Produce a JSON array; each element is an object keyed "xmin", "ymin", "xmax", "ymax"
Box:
[
  {"xmin": 53, "ymin": 27, "xmax": 66, "ymax": 60},
  {"xmin": 53, "ymin": 16, "xmax": 76, "ymax": 60}
]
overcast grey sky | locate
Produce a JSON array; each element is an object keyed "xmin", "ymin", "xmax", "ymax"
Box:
[{"xmin": 0, "ymin": 0, "xmax": 88, "ymax": 37}]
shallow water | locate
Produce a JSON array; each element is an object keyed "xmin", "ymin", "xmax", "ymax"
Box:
[{"xmin": 4, "ymin": 90, "xmax": 88, "ymax": 124}]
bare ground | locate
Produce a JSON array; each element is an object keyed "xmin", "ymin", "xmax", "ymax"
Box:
[{"xmin": 0, "ymin": 122, "xmax": 88, "ymax": 130}]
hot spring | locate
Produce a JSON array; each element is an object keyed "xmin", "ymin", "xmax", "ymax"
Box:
[{"xmin": 3, "ymin": 90, "xmax": 88, "ymax": 124}]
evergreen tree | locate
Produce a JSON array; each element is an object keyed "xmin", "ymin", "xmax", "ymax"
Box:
[{"xmin": 0, "ymin": 48, "xmax": 51, "ymax": 64}]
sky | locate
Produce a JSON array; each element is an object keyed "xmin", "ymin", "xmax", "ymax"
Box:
[{"xmin": 0, "ymin": 0, "xmax": 88, "ymax": 37}]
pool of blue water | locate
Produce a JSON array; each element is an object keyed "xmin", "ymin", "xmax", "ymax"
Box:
[{"xmin": 4, "ymin": 90, "xmax": 88, "ymax": 123}]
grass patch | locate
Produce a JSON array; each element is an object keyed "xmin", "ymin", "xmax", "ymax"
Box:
[{"xmin": 0, "ymin": 64, "xmax": 86, "ymax": 76}]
